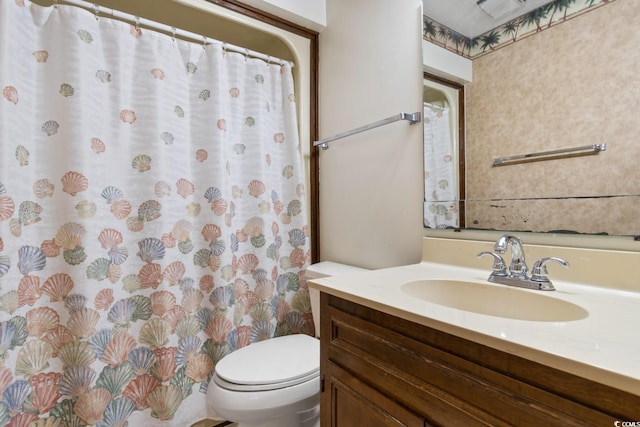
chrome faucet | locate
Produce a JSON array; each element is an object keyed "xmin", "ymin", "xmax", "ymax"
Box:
[
  {"xmin": 477, "ymin": 234, "xmax": 570, "ymax": 291},
  {"xmin": 493, "ymin": 234, "xmax": 528, "ymax": 279}
]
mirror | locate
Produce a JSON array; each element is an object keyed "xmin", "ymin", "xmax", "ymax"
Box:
[
  {"xmin": 423, "ymin": 0, "xmax": 640, "ymax": 238},
  {"xmin": 422, "ymin": 73, "xmax": 465, "ymax": 229}
]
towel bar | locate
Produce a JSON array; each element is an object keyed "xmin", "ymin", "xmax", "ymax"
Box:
[
  {"xmin": 493, "ymin": 143, "xmax": 606, "ymax": 166},
  {"xmin": 314, "ymin": 112, "xmax": 421, "ymax": 150}
]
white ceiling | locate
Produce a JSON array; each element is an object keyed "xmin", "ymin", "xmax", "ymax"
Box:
[{"xmin": 422, "ymin": 0, "xmax": 554, "ymax": 38}]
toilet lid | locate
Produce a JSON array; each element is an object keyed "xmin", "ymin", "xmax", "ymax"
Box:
[{"xmin": 215, "ymin": 334, "xmax": 319, "ymax": 390}]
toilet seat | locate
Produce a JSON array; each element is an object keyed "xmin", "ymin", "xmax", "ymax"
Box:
[{"xmin": 214, "ymin": 334, "xmax": 319, "ymax": 392}]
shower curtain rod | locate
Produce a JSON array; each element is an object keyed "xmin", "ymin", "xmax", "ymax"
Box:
[
  {"xmin": 424, "ymin": 102, "xmax": 446, "ymax": 111},
  {"xmin": 56, "ymin": 0, "xmax": 294, "ymax": 67}
]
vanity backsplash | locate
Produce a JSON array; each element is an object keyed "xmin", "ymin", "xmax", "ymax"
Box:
[{"xmin": 421, "ymin": 237, "xmax": 640, "ymax": 293}]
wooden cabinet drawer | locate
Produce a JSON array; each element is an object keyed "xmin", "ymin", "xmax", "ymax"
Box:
[{"xmin": 320, "ymin": 293, "xmax": 640, "ymax": 426}]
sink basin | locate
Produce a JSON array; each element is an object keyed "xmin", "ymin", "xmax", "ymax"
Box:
[{"xmin": 401, "ymin": 280, "xmax": 588, "ymax": 322}]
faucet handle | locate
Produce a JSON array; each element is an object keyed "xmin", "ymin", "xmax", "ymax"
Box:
[
  {"xmin": 477, "ymin": 251, "xmax": 507, "ymax": 277},
  {"xmin": 531, "ymin": 257, "xmax": 570, "ymax": 285}
]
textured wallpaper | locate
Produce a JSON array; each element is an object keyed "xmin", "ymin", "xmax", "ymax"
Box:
[{"xmin": 465, "ymin": 0, "xmax": 640, "ymax": 236}]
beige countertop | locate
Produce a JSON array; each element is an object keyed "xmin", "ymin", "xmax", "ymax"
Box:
[{"xmin": 308, "ymin": 238, "xmax": 640, "ymax": 396}]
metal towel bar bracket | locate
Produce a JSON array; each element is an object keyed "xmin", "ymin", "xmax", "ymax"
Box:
[
  {"xmin": 314, "ymin": 112, "xmax": 421, "ymax": 150},
  {"xmin": 492, "ymin": 143, "xmax": 606, "ymax": 166}
]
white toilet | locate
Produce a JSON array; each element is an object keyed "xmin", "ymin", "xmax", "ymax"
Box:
[{"xmin": 207, "ymin": 262, "xmax": 368, "ymax": 427}]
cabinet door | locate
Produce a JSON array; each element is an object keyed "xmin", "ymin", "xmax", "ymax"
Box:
[{"xmin": 322, "ymin": 362, "xmax": 427, "ymax": 427}]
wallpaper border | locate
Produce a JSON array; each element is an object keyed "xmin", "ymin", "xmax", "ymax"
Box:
[{"xmin": 423, "ymin": 0, "xmax": 617, "ymax": 59}]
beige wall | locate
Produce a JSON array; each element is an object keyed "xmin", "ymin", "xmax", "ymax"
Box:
[
  {"xmin": 317, "ymin": 0, "xmax": 424, "ymax": 269},
  {"xmin": 466, "ymin": 0, "xmax": 640, "ymax": 235}
]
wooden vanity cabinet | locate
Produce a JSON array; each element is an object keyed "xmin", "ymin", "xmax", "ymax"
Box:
[{"xmin": 319, "ymin": 293, "xmax": 640, "ymax": 426}]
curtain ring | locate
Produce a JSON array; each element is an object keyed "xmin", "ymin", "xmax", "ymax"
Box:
[
  {"xmin": 134, "ymin": 16, "xmax": 140, "ymax": 30},
  {"xmin": 93, "ymin": 4, "xmax": 99, "ymax": 21},
  {"xmin": 266, "ymin": 55, "xmax": 271, "ymax": 67},
  {"xmin": 221, "ymin": 42, "xmax": 227, "ymax": 57},
  {"xmin": 202, "ymin": 35, "xmax": 207, "ymax": 50},
  {"xmin": 53, "ymin": 0, "xmax": 58, "ymax": 9},
  {"xmin": 171, "ymin": 27, "xmax": 176, "ymax": 42},
  {"xmin": 244, "ymin": 48, "xmax": 249, "ymax": 62}
]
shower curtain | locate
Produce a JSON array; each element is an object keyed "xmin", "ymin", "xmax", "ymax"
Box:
[
  {"xmin": 423, "ymin": 104, "xmax": 459, "ymax": 228},
  {"xmin": 0, "ymin": 1, "xmax": 312, "ymax": 425}
]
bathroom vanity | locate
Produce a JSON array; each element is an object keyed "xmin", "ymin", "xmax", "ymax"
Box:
[
  {"xmin": 319, "ymin": 292, "xmax": 637, "ymax": 426},
  {"xmin": 310, "ymin": 238, "xmax": 640, "ymax": 426}
]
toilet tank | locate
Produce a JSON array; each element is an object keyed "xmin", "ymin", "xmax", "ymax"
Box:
[{"xmin": 304, "ymin": 262, "xmax": 369, "ymax": 337}]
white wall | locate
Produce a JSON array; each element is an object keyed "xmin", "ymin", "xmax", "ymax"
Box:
[
  {"xmin": 317, "ymin": 0, "xmax": 424, "ymax": 269},
  {"xmin": 422, "ymin": 40, "xmax": 472, "ymax": 84},
  {"xmin": 237, "ymin": 0, "xmax": 326, "ymax": 31}
]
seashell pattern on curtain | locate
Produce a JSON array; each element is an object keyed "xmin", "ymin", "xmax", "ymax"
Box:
[
  {"xmin": 0, "ymin": 1, "xmax": 312, "ymax": 425},
  {"xmin": 423, "ymin": 105, "xmax": 459, "ymax": 229}
]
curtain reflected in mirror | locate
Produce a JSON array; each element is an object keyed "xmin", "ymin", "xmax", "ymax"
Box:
[{"xmin": 423, "ymin": 73, "xmax": 465, "ymax": 229}]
